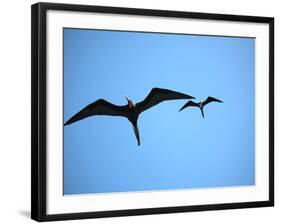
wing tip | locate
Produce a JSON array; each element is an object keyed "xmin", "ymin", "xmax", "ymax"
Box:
[
  {"xmin": 215, "ymin": 97, "xmax": 223, "ymax": 103},
  {"xmin": 177, "ymin": 91, "xmax": 195, "ymax": 100},
  {"xmin": 64, "ymin": 120, "xmax": 72, "ymax": 126},
  {"xmin": 189, "ymin": 95, "xmax": 195, "ymax": 99},
  {"xmin": 64, "ymin": 117, "xmax": 77, "ymax": 126},
  {"xmin": 207, "ymin": 96, "xmax": 223, "ymax": 103},
  {"xmin": 179, "ymin": 104, "xmax": 186, "ymax": 112}
]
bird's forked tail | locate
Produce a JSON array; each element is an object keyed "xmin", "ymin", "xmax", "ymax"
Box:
[
  {"xmin": 132, "ymin": 124, "xmax": 141, "ymax": 146},
  {"xmin": 200, "ymin": 108, "xmax": 205, "ymax": 118}
]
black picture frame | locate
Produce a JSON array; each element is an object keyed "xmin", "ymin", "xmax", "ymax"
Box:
[{"xmin": 31, "ymin": 2, "xmax": 274, "ymax": 222}]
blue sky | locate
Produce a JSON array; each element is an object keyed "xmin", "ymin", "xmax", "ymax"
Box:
[{"xmin": 63, "ymin": 28, "xmax": 255, "ymax": 195}]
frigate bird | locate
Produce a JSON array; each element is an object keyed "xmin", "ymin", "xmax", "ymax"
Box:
[
  {"xmin": 179, "ymin": 96, "xmax": 223, "ymax": 118},
  {"xmin": 64, "ymin": 88, "xmax": 194, "ymax": 145}
]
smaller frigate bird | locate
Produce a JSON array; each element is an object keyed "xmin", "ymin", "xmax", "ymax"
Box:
[
  {"xmin": 65, "ymin": 88, "xmax": 194, "ymax": 145},
  {"xmin": 179, "ymin": 96, "xmax": 223, "ymax": 118}
]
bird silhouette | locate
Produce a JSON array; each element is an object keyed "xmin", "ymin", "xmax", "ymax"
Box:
[
  {"xmin": 179, "ymin": 96, "xmax": 223, "ymax": 118},
  {"xmin": 64, "ymin": 88, "xmax": 194, "ymax": 145}
]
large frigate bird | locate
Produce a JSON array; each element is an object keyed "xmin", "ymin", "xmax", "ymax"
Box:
[
  {"xmin": 179, "ymin": 96, "xmax": 223, "ymax": 118},
  {"xmin": 64, "ymin": 88, "xmax": 194, "ymax": 145}
]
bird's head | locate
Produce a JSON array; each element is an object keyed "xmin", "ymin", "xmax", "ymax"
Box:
[{"xmin": 125, "ymin": 97, "xmax": 134, "ymax": 109}]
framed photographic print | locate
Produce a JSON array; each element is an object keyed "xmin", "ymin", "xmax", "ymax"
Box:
[{"xmin": 31, "ymin": 2, "xmax": 274, "ymax": 222}]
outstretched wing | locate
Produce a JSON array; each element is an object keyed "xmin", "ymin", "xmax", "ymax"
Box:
[
  {"xmin": 179, "ymin": 100, "xmax": 199, "ymax": 111},
  {"xmin": 203, "ymin": 96, "xmax": 223, "ymax": 106},
  {"xmin": 135, "ymin": 88, "xmax": 194, "ymax": 115},
  {"xmin": 64, "ymin": 99, "xmax": 128, "ymax": 126}
]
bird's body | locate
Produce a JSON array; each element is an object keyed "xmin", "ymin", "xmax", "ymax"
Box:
[
  {"xmin": 64, "ymin": 88, "xmax": 194, "ymax": 145},
  {"xmin": 179, "ymin": 96, "xmax": 223, "ymax": 118},
  {"xmin": 198, "ymin": 102, "xmax": 205, "ymax": 118},
  {"xmin": 125, "ymin": 99, "xmax": 140, "ymax": 145}
]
